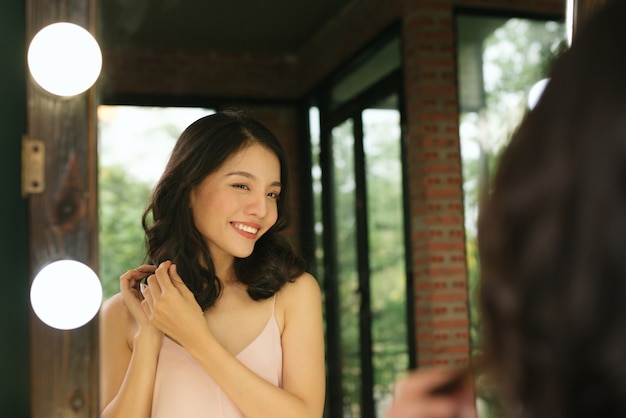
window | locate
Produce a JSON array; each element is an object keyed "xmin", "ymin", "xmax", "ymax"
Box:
[
  {"xmin": 311, "ymin": 28, "xmax": 412, "ymax": 418},
  {"xmin": 97, "ymin": 105, "xmax": 214, "ymax": 298},
  {"xmin": 456, "ymin": 12, "xmax": 566, "ymax": 417}
]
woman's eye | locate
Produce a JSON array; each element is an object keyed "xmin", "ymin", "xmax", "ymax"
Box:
[
  {"xmin": 267, "ymin": 190, "xmax": 282, "ymax": 200},
  {"xmin": 233, "ymin": 184, "xmax": 250, "ymax": 190}
]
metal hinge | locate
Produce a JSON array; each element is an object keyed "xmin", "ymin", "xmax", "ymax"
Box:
[{"xmin": 22, "ymin": 135, "xmax": 45, "ymax": 196}]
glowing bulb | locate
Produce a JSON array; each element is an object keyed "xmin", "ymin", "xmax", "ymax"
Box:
[
  {"xmin": 528, "ymin": 78, "xmax": 550, "ymax": 110},
  {"xmin": 27, "ymin": 22, "xmax": 102, "ymax": 97},
  {"xmin": 30, "ymin": 260, "xmax": 103, "ymax": 330}
]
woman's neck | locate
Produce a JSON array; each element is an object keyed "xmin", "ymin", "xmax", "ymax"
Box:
[{"xmin": 213, "ymin": 257, "xmax": 236, "ymax": 283}]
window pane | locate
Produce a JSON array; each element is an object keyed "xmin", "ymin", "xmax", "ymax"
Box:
[
  {"xmin": 331, "ymin": 119, "xmax": 362, "ymax": 417},
  {"xmin": 330, "ymin": 37, "xmax": 401, "ymax": 110},
  {"xmin": 456, "ymin": 14, "xmax": 565, "ymax": 418},
  {"xmin": 363, "ymin": 102, "xmax": 408, "ymax": 416},
  {"xmin": 310, "ymin": 107, "xmax": 325, "ymax": 282},
  {"xmin": 97, "ymin": 105, "xmax": 214, "ymax": 299}
]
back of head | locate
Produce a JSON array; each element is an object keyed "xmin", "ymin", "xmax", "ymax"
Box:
[{"xmin": 477, "ymin": 1, "xmax": 626, "ymax": 417}]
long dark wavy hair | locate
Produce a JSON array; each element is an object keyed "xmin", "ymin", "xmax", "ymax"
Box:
[
  {"xmin": 142, "ymin": 110, "xmax": 305, "ymax": 310},
  {"xmin": 477, "ymin": 1, "xmax": 626, "ymax": 417}
]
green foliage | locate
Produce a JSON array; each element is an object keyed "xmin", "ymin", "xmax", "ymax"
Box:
[
  {"xmin": 484, "ymin": 19, "xmax": 567, "ymax": 99},
  {"xmin": 326, "ymin": 111, "xmax": 409, "ymax": 416},
  {"xmin": 99, "ymin": 164, "xmax": 153, "ymax": 299},
  {"xmin": 460, "ymin": 16, "xmax": 566, "ymax": 418}
]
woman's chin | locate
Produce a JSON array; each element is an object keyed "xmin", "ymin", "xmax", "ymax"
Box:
[{"xmin": 233, "ymin": 247, "xmax": 255, "ymax": 259}]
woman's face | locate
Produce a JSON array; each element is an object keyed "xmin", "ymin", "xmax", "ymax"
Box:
[{"xmin": 190, "ymin": 142, "xmax": 281, "ymax": 267}]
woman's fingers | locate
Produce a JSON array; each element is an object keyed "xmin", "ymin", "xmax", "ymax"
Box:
[
  {"xmin": 119, "ymin": 266, "xmax": 158, "ymax": 326},
  {"xmin": 386, "ymin": 397, "xmax": 458, "ymax": 418},
  {"xmin": 153, "ymin": 261, "xmax": 177, "ymax": 293},
  {"xmin": 141, "ymin": 261, "xmax": 205, "ymax": 345},
  {"xmin": 133, "ymin": 264, "xmax": 157, "ymax": 276},
  {"xmin": 152, "ymin": 261, "xmax": 194, "ymax": 301},
  {"xmin": 167, "ymin": 263, "xmax": 196, "ymax": 302},
  {"xmin": 140, "ymin": 292, "xmax": 153, "ymax": 319},
  {"xmin": 120, "ymin": 265, "xmax": 156, "ymax": 294},
  {"xmin": 386, "ymin": 368, "xmax": 476, "ymax": 418}
]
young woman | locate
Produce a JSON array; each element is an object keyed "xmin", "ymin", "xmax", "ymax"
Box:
[{"xmin": 99, "ymin": 111, "xmax": 325, "ymax": 418}]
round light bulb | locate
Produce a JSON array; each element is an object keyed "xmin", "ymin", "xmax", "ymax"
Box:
[
  {"xmin": 30, "ymin": 260, "xmax": 103, "ymax": 330},
  {"xmin": 27, "ymin": 22, "xmax": 102, "ymax": 97},
  {"xmin": 528, "ymin": 78, "xmax": 550, "ymax": 110}
]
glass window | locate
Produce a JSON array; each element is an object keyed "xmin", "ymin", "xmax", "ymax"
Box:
[
  {"xmin": 456, "ymin": 13, "xmax": 566, "ymax": 418},
  {"xmin": 363, "ymin": 103, "xmax": 408, "ymax": 415},
  {"xmin": 311, "ymin": 30, "xmax": 409, "ymax": 416},
  {"xmin": 97, "ymin": 105, "xmax": 214, "ymax": 299}
]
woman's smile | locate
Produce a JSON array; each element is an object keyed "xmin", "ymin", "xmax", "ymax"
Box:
[{"xmin": 231, "ymin": 221, "xmax": 260, "ymax": 238}]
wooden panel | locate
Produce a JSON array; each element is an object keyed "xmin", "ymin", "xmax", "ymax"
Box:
[{"xmin": 26, "ymin": 0, "xmax": 99, "ymax": 417}]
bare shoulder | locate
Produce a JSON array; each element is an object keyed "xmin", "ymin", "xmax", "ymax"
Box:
[
  {"xmin": 101, "ymin": 292, "xmax": 127, "ymax": 321},
  {"xmin": 276, "ymin": 273, "xmax": 322, "ymax": 330},
  {"xmin": 100, "ymin": 292, "xmax": 133, "ymax": 345},
  {"xmin": 280, "ymin": 272, "xmax": 321, "ymax": 303}
]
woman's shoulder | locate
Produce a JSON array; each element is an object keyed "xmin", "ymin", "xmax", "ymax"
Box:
[
  {"xmin": 286, "ymin": 272, "xmax": 320, "ymax": 292},
  {"xmin": 100, "ymin": 292, "xmax": 134, "ymax": 338},
  {"xmin": 278, "ymin": 272, "xmax": 322, "ymax": 308},
  {"xmin": 275, "ymin": 272, "xmax": 323, "ymax": 337},
  {"xmin": 101, "ymin": 292, "xmax": 126, "ymax": 317}
]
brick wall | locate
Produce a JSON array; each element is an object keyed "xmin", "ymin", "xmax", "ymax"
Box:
[
  {"xmin": 401, "ymin": 0, "xmax": 565, "ymax": 368},
  {"xmin": 101, "ymin": 0, "xmax": 566, "ymax": 368}
]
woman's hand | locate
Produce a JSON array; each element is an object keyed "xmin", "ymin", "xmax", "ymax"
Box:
[
  {"xmin": 119, "ymin": 264, "xmax": 162, "ymax": 345},
  {"xmin": 385, "ymin": 368, "xmax": 476, "ymax": 418},
  {"xmin": 140, "ymin": 261, "xmax": 206, "ymax": 346}
]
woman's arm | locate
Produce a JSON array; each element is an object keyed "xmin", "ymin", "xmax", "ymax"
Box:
[
  {"xmin": 144, "ymin": 262, "xmax": 326, "ymax": 418},
  {"xmin": 99, "ymin": 266, "xmax": 162, "ymax": 418}
]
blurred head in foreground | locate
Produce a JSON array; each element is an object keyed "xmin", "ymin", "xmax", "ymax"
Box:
[{"xmin": 479, "ymin": 1, "xmax": 626, "ymax": 417}]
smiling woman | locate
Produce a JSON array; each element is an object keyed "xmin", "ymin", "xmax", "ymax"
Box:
[{"xmin": 99, "ymin": 110, "xmax": 326, "ymax": 418}]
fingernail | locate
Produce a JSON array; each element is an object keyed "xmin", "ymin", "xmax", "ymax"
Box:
[{"xmin": 140, "ymin": 283, "xmax": 147, "ymax": 295}]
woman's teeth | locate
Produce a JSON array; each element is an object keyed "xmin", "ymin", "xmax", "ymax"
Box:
[{"xmin": 234, "ymin": 223, "xmax": 258, "ymax": 234}]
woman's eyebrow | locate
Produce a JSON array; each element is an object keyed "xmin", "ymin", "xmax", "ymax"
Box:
[{"xmin": 226, "ymin": 171, "xmax": 282, "ymax": 188}]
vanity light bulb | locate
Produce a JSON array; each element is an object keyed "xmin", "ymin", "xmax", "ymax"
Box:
[
  {"xmin": 27, "ymin": 22, "xmax": 102, "ymax": 97},
  {"xmin": 30, "ymin": 260, "xmax": 103, "ymax": 330},
  {"xmin": 528, "ymin": 78, "xmax": 550, "ymax": 110}
]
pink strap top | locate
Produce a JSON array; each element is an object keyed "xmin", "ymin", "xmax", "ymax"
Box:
[{"xmin": 151, "ymin": 298, "xmax": 282, "ymax": 418}]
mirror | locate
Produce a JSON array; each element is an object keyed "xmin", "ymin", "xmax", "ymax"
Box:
[
  {"xmin": 92, "ymin": 1, "xmax": 570, "ymax": 417},
  {"xmin": 16, "ymin": 0, "xmax": 590, "ymax": 417}
]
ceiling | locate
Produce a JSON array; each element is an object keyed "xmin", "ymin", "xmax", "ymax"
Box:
[{"xmin": 99, "ymin": 0, "xmax": 354, "ymax": 54}]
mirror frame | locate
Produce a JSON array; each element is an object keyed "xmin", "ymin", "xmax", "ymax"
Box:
[{"xmin": 27, "ymin": 0, "xmax": 99, "ymax": 416}]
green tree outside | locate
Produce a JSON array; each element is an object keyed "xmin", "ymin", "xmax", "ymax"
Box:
[
  {"xmin": 99, "ymin": 164, "xmax": 153, "ymax": 299},
  {"xmin": 459, "ymin": 17, "xmax": 566, "ymax": 418}
]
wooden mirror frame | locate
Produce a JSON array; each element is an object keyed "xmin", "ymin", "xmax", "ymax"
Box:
[{"xmin": 26, "ymin": 0, "xmax": 99, "ymax": 416}]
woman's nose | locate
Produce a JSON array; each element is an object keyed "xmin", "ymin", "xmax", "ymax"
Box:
[{"xmin": 244, "ymin": 192, "xmax": 268, "ymax": 218}]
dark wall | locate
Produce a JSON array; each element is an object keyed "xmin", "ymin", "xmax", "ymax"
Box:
[{"xmin": 0, "ymin": 0, "xmax": 30, "ymax": 417}]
